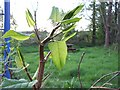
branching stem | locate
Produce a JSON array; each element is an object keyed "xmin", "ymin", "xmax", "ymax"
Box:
[{"xmin": 36, "ymin": 24, "xmax": 61, "ymax": 89}]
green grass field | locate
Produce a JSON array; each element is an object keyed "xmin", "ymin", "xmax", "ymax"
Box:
[{"xmin": 16, "ymin": 45, "xmax": 118, "ymax": 88}]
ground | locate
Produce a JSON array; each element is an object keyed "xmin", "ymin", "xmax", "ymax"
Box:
[{"xmin": 13, "ymin": 45, "xmax": 118, "ymax": 88}]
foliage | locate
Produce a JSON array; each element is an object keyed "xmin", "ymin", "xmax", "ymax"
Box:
[
  {"xmin": 2, "ymin": 30, "xmax": 35, "ymax": 41},
  {"xmin": 1, "ymin": 4, "xmax": 83, "ymax": 89},
  {"xmin": 63, "ymin": 4, "xmax": 84, "ymax": 20},
  {"xmin": 48, "ymin": 41, "xmax": 67, "ymax": 70},
  {"xmin": 1, "ymin": 78, "xmax": 37, "ymax": 88},
  {"xmin": 49, "ymin": 6, "xmax": 65, "ymax": 22},
  {"xmin": 61, "ymin": 17, "xmax": 81, "ymax": 24},
  {"xmin": 25, "ymin": 9, "xmax": 35, "ymax": 27},
  {"xmin": 87, "ymin": 1, "xmax": 119, "ymax": 46}
]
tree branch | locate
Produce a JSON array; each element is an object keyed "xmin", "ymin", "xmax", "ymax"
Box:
[
  {"xmin": 22, "ymin": 60, "xmax": 33, "ymax": 81},
  {"xmin": 44, "ymin": 51, "xmax": 51, "ymax": 62},
  {"xmin": 78, "ymin": 52, "xmax": 85, "ymax": 88},
  {"xmin": 34, "ymin": 11, "xmax": 41, "ymax": 43},
  {"xmin": 41, "ymin": 24, "xmax": 61, "ymax": 45},
  {"xmin": 49, "ymin": 24, "xmax": 61, "ymax": 37},
  {"xmin": 90, "ymin": 71, "xmax": 120, "ymax": 89},
  {"xmin": 21, "ymin": 53, "xmax": 37, "ymax": 90},
  {"xmin": 101, "ymin": 72, "xmax": 120, "ymax": 87}
]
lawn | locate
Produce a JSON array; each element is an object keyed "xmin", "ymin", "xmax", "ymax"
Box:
[{"xmin": 16, "ymin": 45, "xmax": 118, "ymax": 88}]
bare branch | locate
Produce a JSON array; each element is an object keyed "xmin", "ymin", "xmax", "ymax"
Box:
[
  {"xmin": 90, "ymin": 71, "xmax": 120, "ymax": 89},
  {"xmin": 101, "ymin": 72, "xmax": 120, "ymax": 87},
  {"xmin": 22, "ymin": 58, "xmax": 37, "ymax": 90},
  {"xmin": 44, "ymin": 51, "xmax": 51, "ymax": 62},
  {"xmin": 78, "ymin": 52, "xmax": 85, "ymax": 88},
  {"xmin": 34, "ymin": 11, "xmax": 41, "ymax": 43},
  {"xmin": 49, "ymin": 24, "xmax": 61, "ymax": 37},
  {"xmin": 42, "ymin": 73, "xmax": 51, "ymax": 82}
]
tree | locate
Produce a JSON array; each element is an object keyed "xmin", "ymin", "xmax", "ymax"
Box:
[
  {"xmin": 104, "ymin": 1, "xmax": 113, "ymax": 47},
  {"xmin": 117, "ymin": 1, "xmax": 120, "ymax": 45},
  {"xmin": 115, "ymin": 1, "xmax": 118, "ymax": 24},
  {"xmin": 1, "ymin": 4, "xmax": 83, "ymax": 89},
  {"xmin": 92, "ymin": 1, "xmax": 96, "ymax": 45}
]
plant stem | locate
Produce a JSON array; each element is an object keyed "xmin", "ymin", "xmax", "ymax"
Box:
[
  {"xmin": 34, "ymin": 11, "xmax": 40, "ymax": 43},
  {"xmin": 36, "ymin": 23, "xmax": 61, "ymax": 89},
  {"xmin": 37, "ymin": 44, "xmax": 45, "ymax": 89},
  {"xmin": 44, "ymin": 51, "xmax": 51, "ymax": 62},
  {"xmin": 41, "ymin": 24, "xmax": 61, "ymax": 45},
  {"xmin": 21, "ymin": 51, "xmax": 33, "ymax": 81},
  {"xmin": 78, "ymin": 52, "xmax": 85, "ymax": 88},
  {"xmin": 22, "ymin": 58, "xmax": 37, "ymax": 90}
]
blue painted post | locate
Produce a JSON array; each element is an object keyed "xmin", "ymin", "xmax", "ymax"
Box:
[{"xmin": 4, "ymin": 0, "xmax": 11, "ymax": 78}]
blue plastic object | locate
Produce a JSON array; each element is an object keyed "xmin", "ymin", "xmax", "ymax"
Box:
[{"xmin": 3, "ymin": 0, "xmax": 11, "ymax": 78}]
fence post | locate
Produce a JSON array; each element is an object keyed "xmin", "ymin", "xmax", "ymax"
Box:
[{"xmin": 4, "ymin": 0, "xmax": 11, "ymax": 78}]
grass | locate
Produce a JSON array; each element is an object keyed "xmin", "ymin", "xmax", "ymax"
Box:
[{"xmin": 14, "ymin": 45, "xmax": 118, "ymax": 88}]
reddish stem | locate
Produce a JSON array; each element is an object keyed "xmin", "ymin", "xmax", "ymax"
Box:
[{"xmin": 37, "ymin": 44, "xmax": 45, "ymax": 89}]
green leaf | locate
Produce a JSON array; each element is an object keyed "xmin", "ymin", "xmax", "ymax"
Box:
[
  {"xmin": 63, "ymin": 24, "xmax": 76, "ymax": 34},
  {"xmin": 2, "ymin": 30, "xmax": 33, "ymax": 41},
  {"xmin": 1, "ymin": 78, "xmax": 37, "ymax": 88},
  {"xmin": 9, "ymin": 68, "xmax": 24, "ymax": 73},
  {"xmin": 63, "ymin": 4, "xmax": 84, "ymax": 20},
  {"xmin": 49, "ymin": 6, "xmax": 63, "ymax": 22},
  {"xmin": 30, "ymin": 33, "xmax": 36, "ymax": 38},
  {"xmin": 15, "ymin": 55, "xmax": 23, "ymax": 68},
  {"xmin": 62, "ymin": 32, "xmax": 76, "ymax": 41},
  {"xmin": 15, "ymin": 47, "xmax": 27, "ymax": 69},
  {"xmin": 48, "ymin": 41, "xmax": 67, "ymax": 70},
  {"xmin": 61, "ymin": 17, "xmax": 81, "ymax": 24},
  {"xmin": 26, "ymin": 9, "xmax": 35, "ymax": 27},
  {"xmin": 1, "ymin": 78, "xmax": 28, "ymax": 87}
]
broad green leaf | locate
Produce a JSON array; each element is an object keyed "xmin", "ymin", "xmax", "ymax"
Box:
[
  {"xmin": 15, "ymin": 47, "xmax": 27, "ymax": 69},
  {"xmin": 1, "ymin": 78, "xmax": 37, "ymax": 88},
  {"xmin": 63, "ymin": 4, "xmax": 84, "ymax": 20},
  {"xmin": 61, "ymin": 17, "xmax": 81, "ymax": 24},
  {"xmin": 63, "ymin": 24, "xmax": 76, "ymax": 34},
  {"xmin": 2, "ymin": 30, "xmax": 33, "ymax": 41},
  {"xmin": 62, "ymin": 32, "xmax": 76, "ymax": 41},
  {"xmin": 15, "ymin": 55, "xmax": 23, "ymax": 68},
  {"xmin": 1, "ymin": 78, "xmax": 28, "ymax": 87},
  {"xmin": 26, "ymin": 9, "xmax": 35, "ymax": 27},
  {"xmin": 62, "ymin": 24, "xmax": 76, "ymax": 41},
  {"xmin": 4, "ymin": 80, "xmax": 37, "ymax": 88},
  {"xmin": 49, "ymin": 6, "xmax": 63, "ymax": 22},
  {"xmin": 48, "ymin": 41, "xmax": 67, "ymax": 70}
]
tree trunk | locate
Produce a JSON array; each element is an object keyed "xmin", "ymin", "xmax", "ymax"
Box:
[
  {"xmin": 105, "ymin": 1, "xmax": 112, "ymax": 47},
  {"xmin": 117, "ymin": 1, "xmax": 120, "ymax": 44},
  {"xmin": 115, "ymin": 1, "xmax": 118, "ymax": 24},
  {"xmin": 114, "ymin": 1, "xmax": 118, "ymax": 43},
  {"xmin": 118, "ymin": 1, "xmax": 120, "ymax": 85},
  {"xmin": 92, "ymin": 1, "xmax": 96, "ymax": 45},
  {"xmin": 100, "ymin": 2, "xmax": 106, "ymax": 44}
]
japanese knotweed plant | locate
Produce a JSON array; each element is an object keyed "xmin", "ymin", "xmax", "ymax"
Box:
[{"xmin": 1, "ymin": 4, "xmax": 83, "ymax": 90}]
